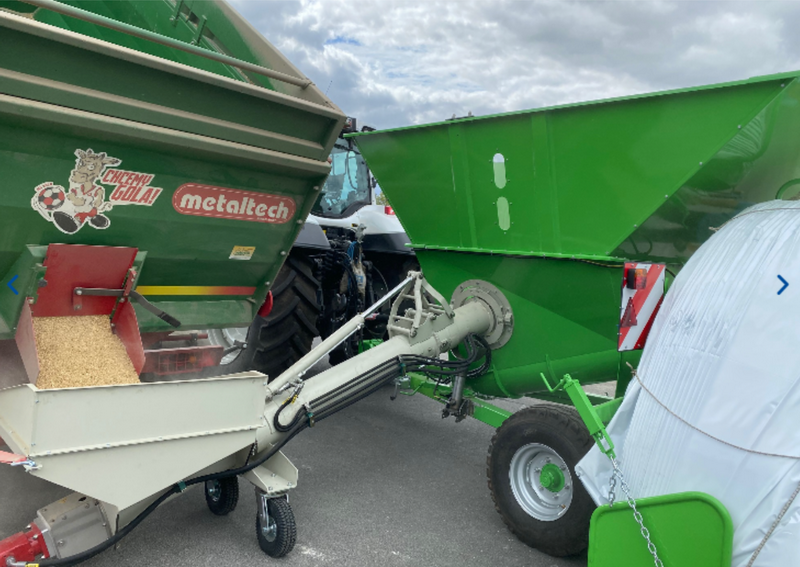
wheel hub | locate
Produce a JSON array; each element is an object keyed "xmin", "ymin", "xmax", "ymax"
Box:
[
  {"xmin": 206, "ymin": 480, "xmax": 221, "ymax": 502},
  {"xmin": 207, "ymin": 327, "xmax": 248, "ymax": 365},
  {"xmin": 539, "ymin": 463, "xmax": 566, "ymax": 493},
  {"xmin": 259, "ymin": 505, "xmax": 278, "ymax": 542},
  {"xmin": 509, "ymin": 443, "xmax": 573, "ymax": 521}
]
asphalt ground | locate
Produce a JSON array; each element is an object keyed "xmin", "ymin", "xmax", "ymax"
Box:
[{"xmin": 0, "ymin": 350, "xmax": 606, "ymax": 567}]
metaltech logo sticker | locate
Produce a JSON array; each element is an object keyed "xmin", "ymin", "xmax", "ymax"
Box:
[{"xmin": 172, "ymin": 184, "xmax": 296, "ymax": 224}]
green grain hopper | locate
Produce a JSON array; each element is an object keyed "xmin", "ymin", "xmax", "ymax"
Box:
[
  {"xmin": 0, "ymin": 0, "xmax": 344, "ymax": 347},
  {"xmin": 351, "ymin": 72, "xmax": 800, "ymax": 398},
  {"xmin": 350, "ymin": 72, "xmax": 800, "ymax": 557}
]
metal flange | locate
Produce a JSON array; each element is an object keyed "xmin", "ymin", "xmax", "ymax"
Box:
[{"xmin": 451, "ymin": 280, "xmax": 514, "ymax": 349}]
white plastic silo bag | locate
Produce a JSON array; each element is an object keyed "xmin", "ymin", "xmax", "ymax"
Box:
[{"xmin": 576, "ymin": 200, "xmax": 800, "ymax": 567}]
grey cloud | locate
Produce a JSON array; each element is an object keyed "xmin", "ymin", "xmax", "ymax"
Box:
[{"xmin": 230, "ymin": 0, "xmax": 800, "ymax": 130}]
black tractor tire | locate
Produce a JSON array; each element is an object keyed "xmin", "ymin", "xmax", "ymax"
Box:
[
  {"xmin": 256, "ymin": 497, "xmax": 297, "ymax": 558},
  {"xmin": 205, "ymin": 477, "xmax": 239, "ymax": 516},
  {"xmin": 212, "ymin": 254, "xmax": 320, "ymax": 380},
  {"xmin": 487, "ymin": 404, "xmax": 595, "ymax": 557}
]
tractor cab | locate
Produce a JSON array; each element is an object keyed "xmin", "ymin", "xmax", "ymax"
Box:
[{"xmin": 312, "ymin": 117, "xmax": 374, "ymax": 219}]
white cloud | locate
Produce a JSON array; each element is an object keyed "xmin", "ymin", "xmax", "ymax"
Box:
[{"xmin": 230, "ymin": 0, "xmax": 800, "ymax": 129}]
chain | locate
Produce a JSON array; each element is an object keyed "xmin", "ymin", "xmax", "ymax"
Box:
[{"xmin": 608, "ymin": 457, "xmax": 665, "ymax": 567}]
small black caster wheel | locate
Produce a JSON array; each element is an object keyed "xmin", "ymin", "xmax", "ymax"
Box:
[
  {"xmin": 256, "ymin": 495, "xmax": 297, "ymax": 558},
  {"xmin": 205, "ymin": 477, "xmax": 239, "ymax": 516}
]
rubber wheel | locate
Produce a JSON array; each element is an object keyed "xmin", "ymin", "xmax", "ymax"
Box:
[
  {"xmin": 256, "ymin": 497, "xmax": 297, "ymax": 558},
  {"xmin": 205, "ymin": 477, "xmax": 239, "ymax": 516},
  {"xmin": 487, "ymin": 404, "xmax": 594, "ymax": 557},
  {"xmin": 210, "ymin": 254, "xmax": 320, "ymax": 380}
]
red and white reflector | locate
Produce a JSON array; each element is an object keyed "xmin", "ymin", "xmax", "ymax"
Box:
[{"xmin": 618, "ymin": 263, "xmax": 666, "ymax": 352}]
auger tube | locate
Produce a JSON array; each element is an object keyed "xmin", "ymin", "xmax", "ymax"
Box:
[{"xmin": 255, "ymin": 297, "xmax": 493, "ymax": 449}]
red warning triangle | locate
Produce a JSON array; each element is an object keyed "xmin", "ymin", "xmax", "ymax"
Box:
[{"xmin": 620, "ymin": 297, "xmax": 638, "ymax": 328}]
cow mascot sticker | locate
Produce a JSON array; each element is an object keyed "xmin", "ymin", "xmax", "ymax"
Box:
[{"xmin": 32, "ymin": 148, "xmax": 162, "ymax": 234}]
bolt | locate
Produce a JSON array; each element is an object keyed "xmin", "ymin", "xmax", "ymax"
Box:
[
  {"xmin": 33, "ymin": 535, "xmax": 39, "ymax": 540},
  {"xmin": 545, "ymin": 458, "xmax": 551, "ymax": 463},
  {"xmin": 540, "ymin": 485, "xmax": 545, "ymax": 490},
  {"xmin": 280, "ymin": 251, "xmax": 287, "ymax": 256},
  {"xmin": 699, "ymin": 161, "xmax": 703, "ymax": 166},
  {"xmin": 265, "ymin": 281, "xmax": 271, "ymax": 286},
  {"xmin": 738, "ymin": 125, "xmax": 742, "ymax": 129},
  {"xmin": 76, "ymin": 289, "xmax": 83, "ymax": 296},
  {"xmin": 119, "ymin": 298, "xmax": 126, "ymax": 303},
  {"xmin": 564, "ymin": 484, "xmax": 570, "ymax": 490},
  {"xmin": 535, "ymin": 468, "xmax": 541, "ymax": 473},
  {"xmin": 296, "ymin": 219, "xmax": 304, "ymax": 224},
  {"xmin": 560, "ymin": 466, "xmax": 566, "ymax": 471},
  {"xmin": 57, "ymin": 540, "xmax": 65, "ymax": 547},
  {"xmin": 633, "ymin": 224, "xmax": 638, "ymax": 227},
  {"xmin": 271, "ymin": 473, "xmax": 276, "ymax": 477},
  {"xmin": 781, "ymin": 83, "xmax": 785, "ymax": 87},
  {"xmin": 28, "ymin": 298, "xmax": 34, "ymax": 304},
  {"xmin": 288, "ymin": 482, "xmax": 293, "ymax": 487},
  {"xmin": 267, "ymin": 486, "xmax": 273, "ymax": 492},
  {"xmin": 313, "ymin": 185, "xmax": 320, "ymax": 191},
  {"xmin": 665, "ymin": 194, "xmax": 669, "ymax": 198}
]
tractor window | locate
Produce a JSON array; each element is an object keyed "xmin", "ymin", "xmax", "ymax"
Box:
[{"xmin": 313, "ymin": 144, "xmax": 371, "ymax": 218}]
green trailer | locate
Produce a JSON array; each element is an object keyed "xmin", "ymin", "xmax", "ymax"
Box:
[
  {"xmin": 0, "ymin": 0, "xmax": 344, "ymax": 346},
  {"xmin": 349, "ymin": 70, "xmax": 800, "ymax": 556}
]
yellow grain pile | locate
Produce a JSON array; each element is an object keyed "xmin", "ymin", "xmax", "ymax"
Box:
[{"xmin": 33, "ymin": 316, "xmax": 140, "ymax": 389}]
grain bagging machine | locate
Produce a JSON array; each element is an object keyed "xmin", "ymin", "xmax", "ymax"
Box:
[{"xmin": 349, "ymin": 69, "xmax": 800, "ymax": 561}]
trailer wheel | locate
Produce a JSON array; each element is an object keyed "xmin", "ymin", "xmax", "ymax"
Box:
[
  {"xmin": 256, "ymin": 497, "xmax": 296, "ymax": 558},
  {"xmin": 205, "ymin": 477, "xmax": 239, "ymax": 516},
  {"xmin": 208, "ymin": 254, "xmax": 320, "ymax": 380},
  {"xmin": 487, "ymin": 404, "xmax": 594, "ymax": 557}
]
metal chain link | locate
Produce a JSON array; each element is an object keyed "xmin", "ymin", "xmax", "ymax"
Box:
[{"xmin": 608, "ymin": 457, "xmax": 665, "ymax": 567}]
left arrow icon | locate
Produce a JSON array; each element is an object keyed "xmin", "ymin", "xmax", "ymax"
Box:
[{"xmin": 7, "ymin": 275, "xmax": 19, "ymax": 295}]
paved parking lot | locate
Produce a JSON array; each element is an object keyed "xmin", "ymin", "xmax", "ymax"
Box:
[{"xmin": 0, "ymin": 351, "xmax": 600, "ymax": 567}]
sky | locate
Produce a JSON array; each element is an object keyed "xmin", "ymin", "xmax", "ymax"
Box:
[{"xmin": 230, "ymin": 0, "xmax": 800, "ymax": 130}]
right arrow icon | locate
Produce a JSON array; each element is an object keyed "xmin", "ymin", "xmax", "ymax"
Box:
[{"xmin": 778, "ymin": 275, "xmax": 789, "ymax": 295}]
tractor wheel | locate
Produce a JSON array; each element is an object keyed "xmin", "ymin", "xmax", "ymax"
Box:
[
  {"xmin": 487, "ymin": 404, "xmax": 594, "ymax": 557},
  {"xmin": 256, "ymin": 497, "xmax": 297, "ymax": 558},
  {"xmin": 207, "ymin": 254, "xmax": 320, "ymax": 380},
  {"xmin": 205, "ymin": 477, "xmax": 239, "ymax": 516}
]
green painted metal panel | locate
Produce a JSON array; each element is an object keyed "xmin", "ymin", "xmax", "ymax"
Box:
[
  {"xmin": 353, "ymin": 71, "xmax": 800, "ymax": 398},
  {"xmin": 589, "ymin": 492, "xmax": 733, "ymax": 566},
  {"xmin": 353, "ymin": 73, "xmax": 800, "ymax": 262},
  {"xmin": 0, "ymin": 1, "xmax": 345, "ymax": 339}
]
